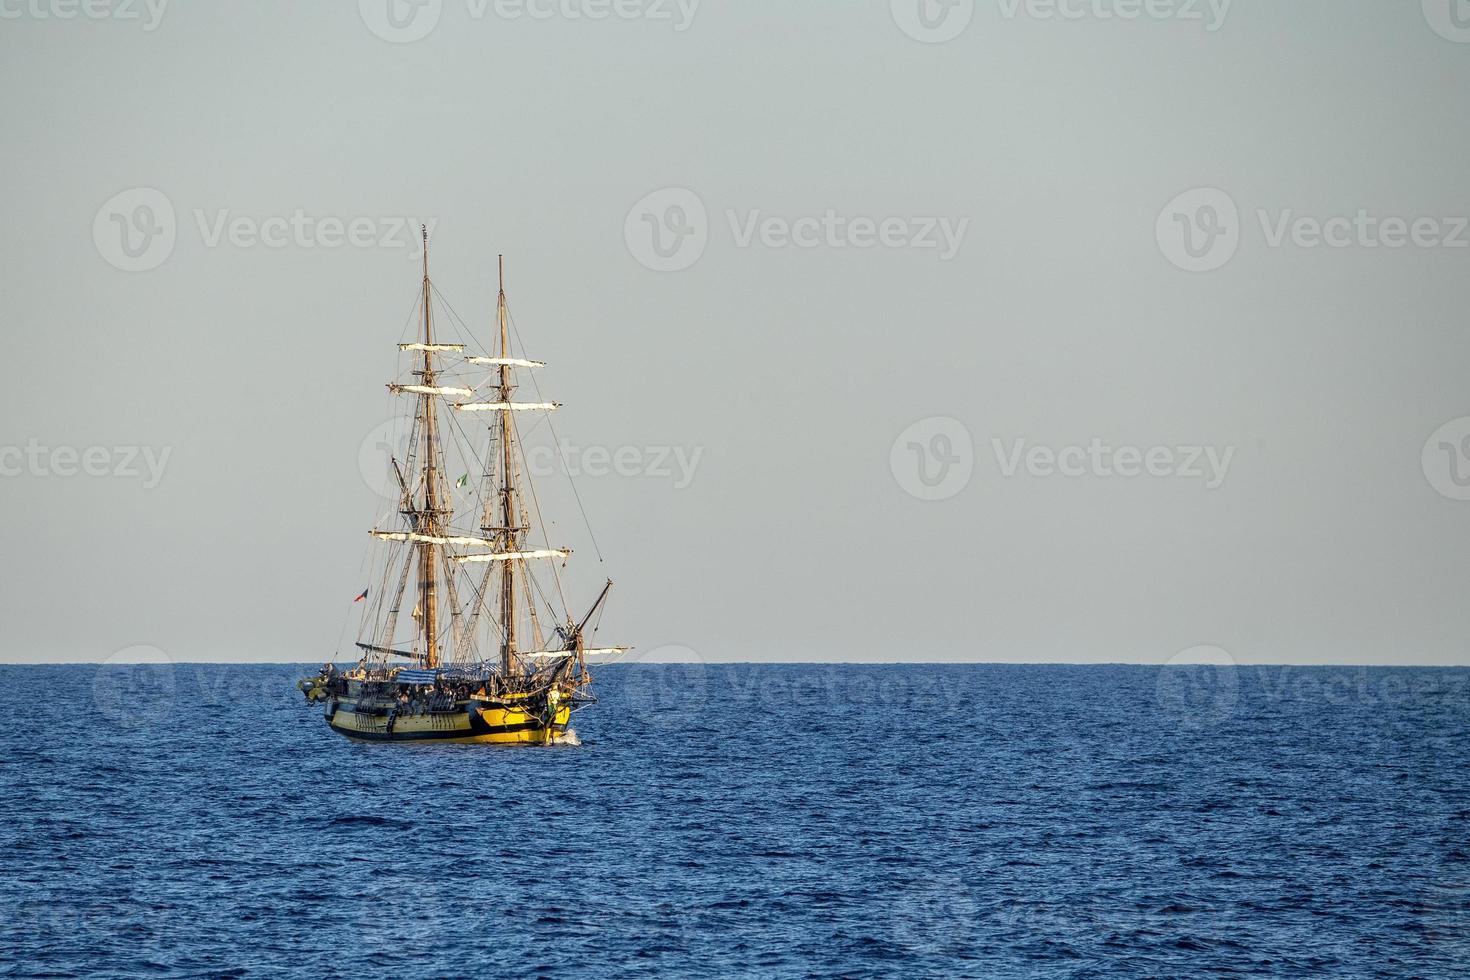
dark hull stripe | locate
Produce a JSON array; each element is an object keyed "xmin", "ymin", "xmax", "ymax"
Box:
[{"xmin": 329, "ymin": 717, "xmax": 566, "ymax": 742}]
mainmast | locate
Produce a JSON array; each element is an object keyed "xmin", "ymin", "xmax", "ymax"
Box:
[
  {"xmin": 496, "ymin": 255, "xmax": 519, "ymax": 675},
  {"xmin": 418, "ymin": 226, "xmax": 442, "ymax": 668}
]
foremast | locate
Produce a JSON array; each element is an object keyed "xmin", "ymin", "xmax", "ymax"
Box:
[
  {"xmin": 464, "ymin": 257, "xmax": 621, "ymax": 679},
  {"xmin": 493, "ymin": 255, "xmax": 520, "ymax": 677}
]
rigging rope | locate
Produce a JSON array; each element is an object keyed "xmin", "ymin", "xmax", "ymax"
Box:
[
  {"xmin": 508, "ymin": 306, "xmax": 605, "ymax": 564},
  {"xmin": 347, "ymin": 277, "xmax": 615, "ymax": 675}
]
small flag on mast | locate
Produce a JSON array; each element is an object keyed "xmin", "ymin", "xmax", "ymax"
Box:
[
  {"xmin": 456, "ymin": 473, "xmax": 469, "ymax": 488},
  {"xmin": 353, "ymin": 588, "xmax": 369, "ymax": 603}
]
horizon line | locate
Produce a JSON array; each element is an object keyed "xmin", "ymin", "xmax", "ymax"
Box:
[{"xmin": 5, "ymin": 659, "xmax": 1470, "ymax": 669}]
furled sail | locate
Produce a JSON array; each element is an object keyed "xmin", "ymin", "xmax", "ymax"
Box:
[
  {"xmin": 389, "ymin": 383, "xmax": 476, "ymax": 397},
  {"xmin": 520, "ymin": 647, "xmax": 631, "ymax": 659},
  {"xmin": 400, "ymin": 343, "xmax": 466, "ymax": 353},
  {"xmin": 453, "ymin": 401, "xmax": 560, "ymax": 412},
  {"xmin": 466, "ymin": 356, "xmax": 545, "ymax": 368},
  {"xmin": 453, "ymin": 549, "xmax": 571, "ymax": 564},
  {"xmin": 370, "ymin": 530, "xmax": 498, "ymax": 548}
]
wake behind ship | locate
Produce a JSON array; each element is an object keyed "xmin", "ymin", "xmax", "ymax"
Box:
[{"xmin": 299, "ymin": 230, "xmax": 628, "ymax": 744}]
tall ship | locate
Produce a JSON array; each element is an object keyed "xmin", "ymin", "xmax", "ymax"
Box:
[{"xmin": 299, "ymin": 229, "xmax": 627, "ymax": 743}]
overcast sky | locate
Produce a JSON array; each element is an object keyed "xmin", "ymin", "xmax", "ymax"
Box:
[{"xmin": 2, "ymin": 1, "xmax": 1468, "ymax": 665}]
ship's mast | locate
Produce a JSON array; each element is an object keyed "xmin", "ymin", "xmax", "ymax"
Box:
[
  {"xmin": 355, "ymin": 246, "xmax": 623, "ymax": 681},
  {"xmin": 497, "ymin": 255, "xmax": 519, "ymax": 675},
  {"xmin": 418, "ymin": 226, "xmax": 442, "ymax": 668}
]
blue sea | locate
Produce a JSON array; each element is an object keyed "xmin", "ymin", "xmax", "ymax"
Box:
[{"xmin": 3, "ymin": 663, "xmax": 1468, "ymax": 978}]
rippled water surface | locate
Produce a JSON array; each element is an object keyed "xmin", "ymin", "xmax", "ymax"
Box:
[{"xmin": 4, "ymin": 663, "xmax": 1469, "ymax": 978}]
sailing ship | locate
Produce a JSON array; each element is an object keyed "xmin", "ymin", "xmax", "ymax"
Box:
[{"xmin": 299, "ymin": 228, "xmax": 627, "ymax": 744}]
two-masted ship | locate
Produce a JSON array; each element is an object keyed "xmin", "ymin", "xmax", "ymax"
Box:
[{"xmin": 299, "ymin": 230, "xmax": 627, "ymax": 744}]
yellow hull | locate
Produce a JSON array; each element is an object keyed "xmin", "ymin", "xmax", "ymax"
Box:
[{"xmin": 326, "ymin": 700, "xmax": 572, "ymax": 744}]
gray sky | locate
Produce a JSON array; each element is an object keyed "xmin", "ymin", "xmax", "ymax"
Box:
[{"xmin": 2, "ymin": 0, "xmax": 1469, "ymax": 665}]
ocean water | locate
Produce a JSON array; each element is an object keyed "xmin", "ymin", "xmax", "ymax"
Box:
[{"xmin": 3, "ymin": 662, "xmax": 1468, "ymax": 978}]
